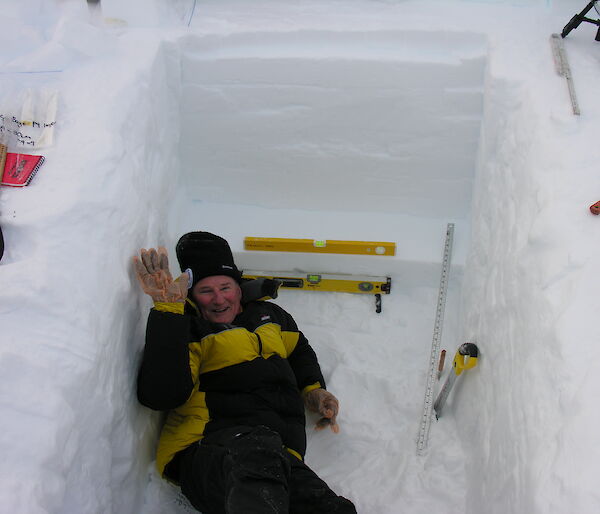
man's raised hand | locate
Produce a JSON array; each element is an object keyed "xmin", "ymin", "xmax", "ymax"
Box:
[{"xmin": 133, "ymin": 247, "xmax": 188, "ymax": 303}]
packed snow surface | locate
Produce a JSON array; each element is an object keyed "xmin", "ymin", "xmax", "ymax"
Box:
[{"xmin": 2, "ymin": 1, "xmax": 600, "ymax": 513}]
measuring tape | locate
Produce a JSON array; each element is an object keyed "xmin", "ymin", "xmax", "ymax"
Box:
[{"xmin": 417, "ymin": 223, "xmax": 454, "ymax": 455}]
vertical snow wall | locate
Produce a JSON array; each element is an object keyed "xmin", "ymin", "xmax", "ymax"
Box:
[
  {"xmin": 0, "ymin": 34, "xmax": 183, "ymax": 513},
  {"xmin": 175, "ymin": 30, "xmax": 486, "ymax": 278},
  {"xmin": 459, "ymin": 37, "xmax": 600, "ymax": 513},
  {"xmin": 459, "ymin": 77, "xmax": 554, "ymax": 514}
]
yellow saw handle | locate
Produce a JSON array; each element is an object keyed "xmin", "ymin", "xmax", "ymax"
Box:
[{"xmin": 453, "ymin": 343, "xmax": 479, "ymax": 376}]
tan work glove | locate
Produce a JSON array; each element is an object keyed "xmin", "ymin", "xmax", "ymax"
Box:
[
  {"xmin": 133, "ymin": 247, "xmax": 188, "ymax": 303},
  {"xmin": 304, "ymin": 388, "xmax": 340, "ymax": 434}
]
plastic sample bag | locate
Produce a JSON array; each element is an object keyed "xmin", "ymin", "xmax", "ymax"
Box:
[{"xmin": 0, "ymin": 86, "xmax": 58, "ymax": 151}]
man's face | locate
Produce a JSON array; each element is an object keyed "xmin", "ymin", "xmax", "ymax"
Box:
[{"xmin": 192, "ymin": 275, "xmax": 242, "ymax": 324}]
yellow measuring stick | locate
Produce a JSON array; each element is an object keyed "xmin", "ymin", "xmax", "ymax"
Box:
[{"xmin": 244, "ymin": 237, "xmax": 396, "ymax": 256}]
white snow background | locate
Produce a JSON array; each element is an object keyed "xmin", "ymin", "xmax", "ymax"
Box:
[{"xmin": 1, "ymin": 0, "xmax": 600, "ymax": 513}]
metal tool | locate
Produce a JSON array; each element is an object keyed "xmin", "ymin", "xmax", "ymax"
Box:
[{"xmin": 416, "ymin": 223, "xmax": 454, "ymax": 455}]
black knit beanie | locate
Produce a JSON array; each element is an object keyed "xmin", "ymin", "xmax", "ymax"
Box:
[{"xmin": 176, "ymin": 231, "xmax": 242, "ymax": 288}]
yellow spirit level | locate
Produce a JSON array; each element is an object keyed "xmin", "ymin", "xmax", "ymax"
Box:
[
  {"xmin": 242, "ymin": 270, "xmax": 392, "ymax": 313},
  {"xmin": 242, "ymin": 270, "xmax": 391, "ymax": 295},
  {"xmin": 244, "ymin": 237, "xmax": 396, "ymax": 256}
]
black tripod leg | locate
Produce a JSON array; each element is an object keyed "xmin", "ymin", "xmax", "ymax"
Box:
[{"xmin": 562, "ymin": 0, "xmax": 597, "ymax": 37}]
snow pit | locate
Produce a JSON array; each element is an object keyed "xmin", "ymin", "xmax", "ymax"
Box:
[
  {"xmin": 5, "ymin": 2, "xmax": 600, "ymax": 514},
  {"xmin": 150, "ymin": 29, "xmax": 488, "ymax": 514}
]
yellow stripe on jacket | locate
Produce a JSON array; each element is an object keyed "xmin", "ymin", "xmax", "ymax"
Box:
[{"xmin": 155, "ymin": 322, "xmax": 303, "ymax": 476}]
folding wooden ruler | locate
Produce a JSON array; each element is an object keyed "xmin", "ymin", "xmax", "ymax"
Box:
[{"xmin": 417, "ymin": 223, "xmax": 454, "ymax": 454}]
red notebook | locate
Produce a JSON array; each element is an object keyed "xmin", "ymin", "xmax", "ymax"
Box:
[{"xmin": 1, "ymin": 152, "xmax": 45, "ymax": 187}]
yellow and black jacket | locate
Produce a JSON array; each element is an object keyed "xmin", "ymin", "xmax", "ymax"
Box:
[{"xmin": 137, "ymin": 297, "xmax": 325, "ymax": 478}]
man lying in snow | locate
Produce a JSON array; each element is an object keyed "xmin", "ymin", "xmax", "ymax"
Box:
[{"xmin": 134, "ymin": 231, "xmax": 356, "ymax": 514}]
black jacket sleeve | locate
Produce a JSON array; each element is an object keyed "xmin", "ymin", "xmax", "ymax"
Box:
[
  {"xmin": 137, "ymin": 309, "xmax": 194, "ymax": 411},
  {"xmin": 268, "ymin": 303, "xmax": 326, "ymax": 391},
  {"xmin": 288, "ymin": 330, "xmax": 327, "ymax": 391}
]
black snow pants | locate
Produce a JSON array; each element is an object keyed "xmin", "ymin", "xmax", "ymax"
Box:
[{"xmin": 178, "ymin": 425, "xmax": 357, "ymax": 514}]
